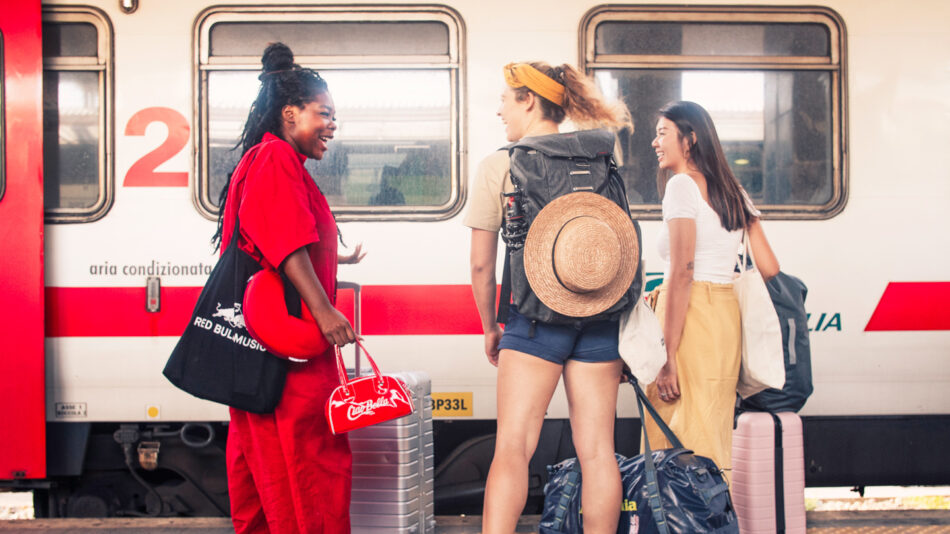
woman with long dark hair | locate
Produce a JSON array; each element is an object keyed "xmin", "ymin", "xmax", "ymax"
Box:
[
  {"xmin": 645, "ymin": 100, "xmax": 779, "ymax": 481},
  {"xmin": 217, "ymin": 42, "xmax": 359, "ymax": 533}
]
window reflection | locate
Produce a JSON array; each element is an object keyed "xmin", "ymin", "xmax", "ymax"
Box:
[
  {"xmin": 43, "ymin": 70, "xmax": 100, "ymax": 210},
  {"xmin": 598, "ymin": 69, "xmax": 832, "ymax": 207},
  {"xmin": 41, "ymin": 14, "xmax": 110, "ymax": 221},
  {"xmin": 208, "ymin": 70, "xmax": 451, "ymax": 208},
  {"xmin": 585, "ymin": 8, "xmax": 843, "ymax": 216},
  {"xmin": 681, "ymin": 72, "xmax": 764, "ymax": 141}
]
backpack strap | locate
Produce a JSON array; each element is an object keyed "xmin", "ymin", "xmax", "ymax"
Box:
[
  {"xmin": 550, "ymin": 465, "xmax": 581, "ymax": 531},
  {"xmin": 496, "ymin": 247, "xmax": 512, "ymax": 324},
  {"xmin": 630, "ymin": 376, "xmax": 672, "ymax": 534},
  {"xmin": 568, "ymin": 157, "xmax": 595, "ymax": 192},
  {"xmin": 610, "ymin": 158, "xmax": 644, "ymax": 306}
]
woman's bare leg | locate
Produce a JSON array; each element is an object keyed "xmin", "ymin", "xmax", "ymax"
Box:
[
  {"xmin": 562, "ymin": 358, "xmax": 624, "ymax": 534},
  {"xmin": 482, "ymin": 349, "xmax": 562, "ymax": 534}
]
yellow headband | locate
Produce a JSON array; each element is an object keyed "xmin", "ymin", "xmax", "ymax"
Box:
[{"xmin": 504, "ymin": 63, "xmax": 565, "ymax": 106}]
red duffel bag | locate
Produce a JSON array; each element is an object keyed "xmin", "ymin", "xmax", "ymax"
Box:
[{"xmin": 326, "ymin": 339, "xmax": 414, "ymax": 434}]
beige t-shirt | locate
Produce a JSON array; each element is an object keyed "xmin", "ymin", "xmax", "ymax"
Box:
[{"xmin": 463, "ymin": 150, "xmax": 514, "ymax": 232}]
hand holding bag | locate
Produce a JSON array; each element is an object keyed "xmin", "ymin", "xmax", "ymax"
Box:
[
  {"xmin": 618, "ymin": 266, "xmax": 667, "ymax": 384},
  {"xmin": 326, "ymin": 339, "xmax": 415, "ymax": 434},
  {"xmin": 733, "ymin": 231, "xmax": 785, "ymax": 398}
]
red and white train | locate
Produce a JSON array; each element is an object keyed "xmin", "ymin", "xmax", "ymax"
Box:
[{"xmin": 2, "ymin": 0, "xmax": 948, "ymax": 517}]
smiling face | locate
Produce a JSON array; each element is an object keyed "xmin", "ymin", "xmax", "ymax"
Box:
[
  {"xmin": 281, "ymin": 91, "xmax": 337, "ymax": 160},
  {"xmin": 652, "ymin": 116, "xmax": 692, "ymax": 173},
  {"xmin": 497, "ymin": 86, "xmax": 531, "ymax": 142}
]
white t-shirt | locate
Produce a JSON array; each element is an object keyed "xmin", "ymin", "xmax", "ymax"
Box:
[{"xmin": 657, "ymin": 173, "xmax": 742, "ymax": 284}]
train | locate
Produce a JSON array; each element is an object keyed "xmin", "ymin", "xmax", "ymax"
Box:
[{"xmin": 1, "ymin": 0, "xmax": 949, "ymax": 518}]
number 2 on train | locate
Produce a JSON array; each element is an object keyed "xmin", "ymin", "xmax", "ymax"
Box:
[{"xmin": 124, "ymin": 107, "xmax": 190, "ymax": 187}]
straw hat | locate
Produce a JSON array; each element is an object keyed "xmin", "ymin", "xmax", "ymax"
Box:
[{"xmin": 524, "ymin": 192, "xmax": 639, "ymax": 317}]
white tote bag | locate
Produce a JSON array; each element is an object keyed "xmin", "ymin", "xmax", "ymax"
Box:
[
  {"xmin": 733, "ymin": 232, "xmax": 785, "ymax": 398},
  {"xmin": 618, "ymin": 267, "xmax": 667, "ymax": 384}
]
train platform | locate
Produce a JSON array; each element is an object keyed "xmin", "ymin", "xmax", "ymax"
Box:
[
  {"xmin": 1, "ymin": 512, "xmax": 950, "ymax": 533},
  {"xmin": 4, "ymin": 488, "xmax": 950, "ymax": 532}
]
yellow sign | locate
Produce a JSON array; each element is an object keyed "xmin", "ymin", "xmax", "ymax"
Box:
[
  {"xmin": 146, "ymin": 405, "xmax": 161, "ymax": 420},
  {"xmin": 432, "ymin": 392, "xmax": 473, "ymax": 417}
]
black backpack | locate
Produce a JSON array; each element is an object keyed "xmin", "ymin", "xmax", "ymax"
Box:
[{"xmin": 497, "ymin": 128, "xmax": 642, "ymax": 325}]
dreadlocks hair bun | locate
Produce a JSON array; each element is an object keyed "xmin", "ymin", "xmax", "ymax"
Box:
[{"xmin": 262, "ymin": 42, "xmax": 296, "ymax": 75}]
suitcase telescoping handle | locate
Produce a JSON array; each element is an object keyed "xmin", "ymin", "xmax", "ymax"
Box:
[{"xmin": 337, "ymin": 281, "xmax": 362, "ymax": 375}]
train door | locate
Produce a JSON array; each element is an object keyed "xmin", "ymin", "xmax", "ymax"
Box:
[{"xmin": 0, "ymin": 0, "xmax": 46, "ymax": 481}]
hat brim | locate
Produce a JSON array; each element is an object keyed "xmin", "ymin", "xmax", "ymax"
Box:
[{"xmin": 524, "ymin": 192, "xmax": 639, "ymax": 317}]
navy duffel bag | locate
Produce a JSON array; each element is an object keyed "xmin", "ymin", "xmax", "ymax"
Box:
[{"xmin": 539, "ymin": 375, "xmax": 739, "ymax": 534}]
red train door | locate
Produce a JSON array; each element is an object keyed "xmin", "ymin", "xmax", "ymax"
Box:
[{"xmin": 0, "ymin": 0, "xmax": 45, "ymax": 480}]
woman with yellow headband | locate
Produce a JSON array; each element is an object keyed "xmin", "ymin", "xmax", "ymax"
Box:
[{"xmin": 464, "ymin": 61, "xmax": 632, "ymax": 534}]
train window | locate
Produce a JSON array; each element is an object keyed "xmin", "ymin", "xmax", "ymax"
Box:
[
  {"xmin": 196, "ymin": 8, "xmax": 463, "ymax": 221},
  {"xmin": 42, "ymin": 8, "xmax": 113, "ymax": 222},
  {"xmin": 581, "ymin": 7, "xmax": 846, "ymax": 219}
]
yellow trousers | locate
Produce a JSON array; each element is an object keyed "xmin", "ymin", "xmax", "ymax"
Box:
[{"xmin": 642, "ymin": 281, "xmax": 741, "ymax": 479}]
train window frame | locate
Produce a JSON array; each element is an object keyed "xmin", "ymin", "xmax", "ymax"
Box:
[
  {"xmin": 580, "ymin": 5, "xmax": 848, "ymax": 220},
  {"xmin": 193, "ymin": 6, "xmax": 465, "ymax": 222},
  {"xmin": 42, "ymin": 6, "xmax": 114, "ymax": 223}
]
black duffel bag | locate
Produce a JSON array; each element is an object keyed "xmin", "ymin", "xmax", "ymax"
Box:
[
  {"xmin": 539, "ymin": 374, "xmax": 739, "ymax": 534},
  {"xmin": 739, "ymin": 271, "xmax": 814, "ymax": 413},
  {"xmin": 163, "ymin": 215, "xmax": 288, "ymax": 414}
]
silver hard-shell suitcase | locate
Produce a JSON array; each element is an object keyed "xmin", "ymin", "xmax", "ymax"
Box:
[
  {"xmin": 339, "ymin": 283, "xmax": 434, "ymax": 533},
  {"xmin": 348, "ymin": 370, "xmax": 434, "ymax": 534}
]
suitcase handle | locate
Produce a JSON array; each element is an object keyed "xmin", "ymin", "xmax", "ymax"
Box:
[{"xmin": 337, "ymin": 281, "xmax": 362, "ymax": 374}]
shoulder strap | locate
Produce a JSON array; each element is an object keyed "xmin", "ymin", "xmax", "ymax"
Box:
[
  {"xmin": 496, "ymin": 248, "xmax": 512, "ymax": 324},
  {"xmin": 630, "ymin": 377, "xmax": 671, "ymax": 534},
  {"xmin": 611, "ymin": 159, "xmax": 644, "ymax": 302},
  {"xmin": 625, "ymin": 371, "xmax": 687, "ymax": 534},
  {"xmin": 550, "ymin": 465, "xmax": 581, "ymax": 531},
  {"xmin": 225, "ymin": 145, "xmax": 264, "ymax": 252}
]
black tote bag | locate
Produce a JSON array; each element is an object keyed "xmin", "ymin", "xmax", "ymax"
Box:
[{"xmin": 163, "ymin": 216, "xmax": 288, "ymax": 414}]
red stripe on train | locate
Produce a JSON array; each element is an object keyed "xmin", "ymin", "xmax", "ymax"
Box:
[
  {"xmin": 865, "ymin": 282, "xmax": 950, "ymax": 331},
  {"xmin": 45, "ymin": 285, "xmax": 485, "ymax": 337}
]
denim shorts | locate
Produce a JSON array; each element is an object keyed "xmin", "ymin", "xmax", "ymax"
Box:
[{"xmin": 497, "ymin": 305, "xmax": 621, "ymax": 365}]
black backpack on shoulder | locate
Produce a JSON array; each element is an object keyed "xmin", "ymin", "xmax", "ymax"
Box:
[{"xmin": 497, "ymin": 128, "xmax": 642, "ymax": 325}]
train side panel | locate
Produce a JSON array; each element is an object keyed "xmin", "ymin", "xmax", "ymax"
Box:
[{"xmin": 0, "ymin": 0, "xmax": 45, "ymax": 481}]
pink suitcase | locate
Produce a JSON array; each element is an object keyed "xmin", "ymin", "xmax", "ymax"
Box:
[{"xmin": 731, "ymin": 411, "xmax": 806, "ymax": 534}]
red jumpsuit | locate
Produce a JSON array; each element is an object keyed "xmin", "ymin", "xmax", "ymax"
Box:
[{"xmin": 221, "ymin": 132, "xmax": 351, "ymax": 534}]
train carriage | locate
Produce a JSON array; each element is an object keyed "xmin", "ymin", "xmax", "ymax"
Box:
[{"xmin": 1, "ymin": 0, "xmax": 948, "ymax": 517}]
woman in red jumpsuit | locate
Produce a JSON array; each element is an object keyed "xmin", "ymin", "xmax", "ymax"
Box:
[{"xmin": 212, "ymin": 42, "xmax": 360, "ymax": 534}]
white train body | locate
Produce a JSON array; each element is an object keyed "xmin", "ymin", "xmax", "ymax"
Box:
[{"xmin": 2, "ymin": 0, "xmax": 948, "ymax": 516}]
